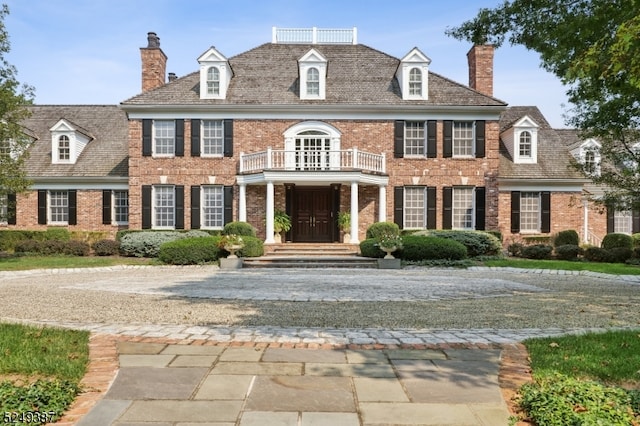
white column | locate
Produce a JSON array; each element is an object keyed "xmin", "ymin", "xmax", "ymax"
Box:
[
  {"xmin": 238, "ymin": 183, "xmax": 247, "ymax": 222},
  {"xmin": 378, "ymin": 185, "xmax": 387, "ymax": 222},
  {"xmin": 265, "ymin": 181, "xmax": 275, "ymax": 244},
  {"xmin": 350, "ymin": 181, "xmax": 359, "ymax": 244},
  {"xmin": 583, "ymin": 197, "xmax": 589, "ymax": 244}
]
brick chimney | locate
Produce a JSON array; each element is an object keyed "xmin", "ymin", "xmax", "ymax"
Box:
[
  {"xmin": 467, "ymin": 44, "xmax": 494, "ymax": 97},
  {"xmin": 140, "ymin": 32, "xmax": 167, "ymax": 92}
]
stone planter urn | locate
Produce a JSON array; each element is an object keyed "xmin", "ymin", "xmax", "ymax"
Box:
[
  {"xmin": 380, "ymin": 245, "xmax": 397, "ymax": 259},
  {"xmin": 224, "ymin": 244, "xmax": 243, "ymax": 259}
]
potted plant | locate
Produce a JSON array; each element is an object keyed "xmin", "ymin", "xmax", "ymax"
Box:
[
  {"xmin": 377, "ymin": 233, "xmax": 403, "ymax": 259},
  {"xmin": 218, "ymin": 234, "xmax": 245, "ymax": 258},
  {"xmin": 338, "ymin": 211, "xmax": 351, "ymax": 242},
  {"xmin": 273, "ymin": 210, "xmax": 292, "ymax": 243}
]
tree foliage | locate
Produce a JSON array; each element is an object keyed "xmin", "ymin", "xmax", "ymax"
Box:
[
  {"xmin": 447, "ymin": 0, "xmax": 640, "ymax": 209},
  {"xmin": 0, "ymin": 4, "xmax": 34, "ymax": 220}
]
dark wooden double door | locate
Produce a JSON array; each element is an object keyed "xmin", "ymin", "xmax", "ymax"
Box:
[{"xmin": 289, "ymin": 186, "xmax": 338, "ymax": 243}]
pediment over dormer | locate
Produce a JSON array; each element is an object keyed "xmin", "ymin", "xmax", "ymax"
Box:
[
  {"xmin": 299, "ymin": 48, "xmax": 327, "ymax": 100},
  {"xmin": 500, "ymin": 114, "xmax": 539, "ymax": 164},
  {"xmin": 198, "ymin": 46, "xmax": 232, "ymax": 100},
  {"xmin": 396, "ymin": 47, "xmax": 431, "ymax": 100},
  {"xmin": 570, "ymin": 138, "xmax": 602, "ymax": 176},
  {"xmin": 49, "ymin": 119, "xmax": 93, "ymax": 164}
]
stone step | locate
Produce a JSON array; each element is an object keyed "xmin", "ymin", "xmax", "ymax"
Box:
[
  {"xmin": 264, "ymin": 243, "xmax": 360, "ymax": 256},
  {"xmin": 243, "ymin": 255, "xmax": 377, "ymax": 269}
]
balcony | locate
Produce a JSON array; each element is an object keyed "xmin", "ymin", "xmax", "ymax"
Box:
[{"xmin": 239, "ymin": 148, "xmax": 386, "ymax": 174}]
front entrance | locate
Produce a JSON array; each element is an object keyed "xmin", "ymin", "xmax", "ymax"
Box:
[{"xmin": 290, "ymin": 186, "xmax": 337, "ymax": 242}]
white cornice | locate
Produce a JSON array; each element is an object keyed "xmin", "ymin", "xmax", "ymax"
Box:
[
  {"xmin": 236, "ymin": 170, "xmax": 388, "ymax": 186},
  {"xmin": 497, "ymin": 178, "xmax": 588, "ymax": 192}
]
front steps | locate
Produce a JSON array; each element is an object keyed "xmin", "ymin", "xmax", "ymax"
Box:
[{"xmin": 243, "ymin": 243, "xmax": 377, "ymax": 268}]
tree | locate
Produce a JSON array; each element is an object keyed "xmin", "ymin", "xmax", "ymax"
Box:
[
  {"xmin": 0, "ymin": 4, "xmax": 34, "ymax": 221},
  {"xmin": 447, "ymin": 0, "xmax": 640, "ymax": 210}
]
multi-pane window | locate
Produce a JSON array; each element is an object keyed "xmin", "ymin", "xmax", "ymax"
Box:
[
  {"xmin": 584, "ymin": 150, "xmax": 597, "ymax": 175},
  {"xmin": 207, "ymin": 67, "xmax": 220, "ymax": 95},
  {"xmin": 519, "ymin": 131, "xmax": 531, "ymax": 157},
  {"xmin": 202, "ymin": 186, "xmax": 224, "ymax": 229},
  {"xmin": 113, "ymin": 190, "xmax": 129, "ymax": 224},
  {"xmin": 153, "ymin": 120, "xmax": 175, "ymax": 155},
  {"xmin": 202, "ymin": 120, "xmax": 224, "ymax": 156},
  {"xmin": 0, "ymin": 193, "xmax": 7, "ymax": 224},
  {"xmin": 154, "ymin": 186, "xmax": 174, "ymax": 228},
  {"xmin": 295, "ymin": 131, "xmax": 331, "ymax": 170},
  {"xmin": 614, "ymin": 210, "xmax": 632, "ymax": 234},
  {"xmin": 409, "ymin": 68, "xmax": 422, "ymax": 96},
  {"xmin": 520, "ymin": 192, "xmax": 540, "ymax": 232},
  {"xmin": 404, "ymin": 122, "xmax": 425, "ymax": 156},
  {"xmin": 404, "ymin": 187, "xmax": 427, "ymax": 229},
  {"xmin": 58, "ymin": 135, "xmax": 70, "ymax": 160},
  {"xmin": 453, "ymin": 121, "xmax": 474, "ymax": 157},
  {"xmin": 49, "ymin": 191, "xmax": 69, "ymax": 224},
  {"xmin": 307, "ymin": 68, "xmax": 320, "ymax": 95},
  {"xmin": 452, "ymin": 187, "xmax": 473, "ymax": 229}
]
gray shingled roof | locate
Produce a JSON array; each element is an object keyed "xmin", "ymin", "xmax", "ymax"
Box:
[
  {"xmin": 22, "ymin": 105, "xmax": 128, "ymax": 178},
  {"xmin": 499, "ymin": 106, "xmax": 584, "ymax": 181},
  {"xmin": 122, "ymin": 43, "xmax": 506, "ymax": 107}
]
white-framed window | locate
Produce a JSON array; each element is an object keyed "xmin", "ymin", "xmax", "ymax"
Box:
[
  {"xmin": 519, "ymin": 131, "xmax": 532, "ymax": 158},
  {"xmin": 404, "ymin": 121, "xmax": 425, "ymax": 156},
  {"xmin": 452, "ymin": 187, "xmax": 474, "ymax": 230},
  {"xmin": 520, "ymin": 192, "xmax": 540, "ymax": 233},
  {"xmin": 0, "ymin": 139, "xmax": 10, "ymax": 157},
  {"xmin": 153, "ymin": 120, "xmax": 175, "ymax": 156},
  {"xmin": 58, "ymin": 135, "xmax": 70, "ymax": 161},
  {"xmin": 206, "ymin": 66, "xmax": 220, "ymax": 95},
  {"xmin": 404, "ymin": 186, "xmax": 427, "ymax": 229},
  {"xmin": 153, "ymin": 186, "xmax": 175, "ymax": 228},
  {"xmin": 202, "ymin": 186, "xmax": 224, "ymax": 229},
  {"xmin": 49, "ymin": 191, "xmax": 69, "ymax": 224},
  {"xmin": 453, "ymin": 121, "xmax": 474, "ymax": 157},
  {"xmin": 0, "ymin": 193, "xmax": 7, "ymax": 224},
  {"xmin": 113, "ymin": 190, "xmax": 129, "ymax": 224},
  {"xmin": 409, "ymin": 68, "xmax": 422, "ymax": 96},
  {"xmin": 202, "ymin": 120, "xmax": 224, "ymax": 156},
  {"xmin": 614, "ymin": 210, "xmax": 633, "ymax": 234},
  {"xmin": 306, "ymin": 67, "xmax": 320, "ymax": 96}
]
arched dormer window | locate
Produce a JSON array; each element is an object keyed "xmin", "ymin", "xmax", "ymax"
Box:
[
  {"xmin": 58, "ymin": 135, "xmax": 70, "ymax": 161},
  {"xmin": 306, "ymin": 67, "xmax": 320, "ymax": 96},
  {"xmin": 519, "ymin": 131, "xmax": 532, "ymax": 157},
  {"xmin": 284, "ymin": 121, "xmax": 341, "ymax": 170},
  {"xmin": 207, "ymin": 67, "xmax": 220, "ymax": 96},
  {"xmin": 409, "ymin": 68, "xmax": 422, "ymax": 96}
]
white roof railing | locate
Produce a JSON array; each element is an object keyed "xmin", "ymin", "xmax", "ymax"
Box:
[{"xmin": 272, "ymin": 27, "xmax": 358, "ymax": 45}]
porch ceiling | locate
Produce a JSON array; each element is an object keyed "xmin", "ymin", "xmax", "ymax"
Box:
[{"xmin": 236, "ymin": 170, "xmax": 389, "ymax": 186}]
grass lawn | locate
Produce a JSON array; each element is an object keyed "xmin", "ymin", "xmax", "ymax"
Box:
[
  {"xmin": 0, "ymin": 255, "xmax": 155, "ymax": 271},
  {"xmin": 0, "ymin": 323, "xmax": 90, "ymax": 425},
  {"xmin": 484, "ymin": 257, "xmax": 640, "ymax": 275}
]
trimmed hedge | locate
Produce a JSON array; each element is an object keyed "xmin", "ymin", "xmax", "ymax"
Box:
[
  {"xmin": 366, "ymin": 222, "xmax": 400, "ymax": 239},
  {"xmin": 554, "ymin": 230, "xmax": 579, "ymax": 247},
  {"xmin": 14, "ymin": 239, "xmax": 90, "ymax": 256},
  {"xmin": 236, "ymin": 236, "xmax": 264, "ymax": 257},
  {"xmin": 359, "ymin": 238, "xmax": 385, "ymax": 258},
  {"xmin": 399, "ymin": 235, "xmax": 467, "ymax": 261},
  {"xmin": 92, "ymin": 239, "xmax": 121, "ymax": 256},
  {"xmin": 520, "ymin": 244, "xmax": 553, "ymax": 260},
  {"xmin": 554, "ymin": 244, "xmax": 581, "ymax": 261},
  {"xmin": 42, "ymin": 227, "xmax": 72, "ymax": 241},
  {"xmin": 584, "ymin": 247, "xmax": 614, "ymax": 263},
  {"xmin": 222, "ymin": 221, "xmax": 256, "ymax": 237},
  {"xmin": 0, "ymin": 230, "xmax": 38, "ymax": 251},
  {"xmin": 119, "ymin": 230, "xmax": 210, "ymax": 258},
  {"xmin": 158, "ymin": 237, "xmax": 222, "ymax": 265},
  {"xmin": 416, "ymin": 230, "xmax": 502, "ymax": 257},
  {"xmin": 602, "ymin": 233, "xmax": 633, "ymax": 250}
]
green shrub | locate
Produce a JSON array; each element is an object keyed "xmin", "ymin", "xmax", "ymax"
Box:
[
  {"xmin": 13, "ymin": 239, "xmax": 89, "ymax": 256},
  {"xmin": 507, "ymin": 242, "xmax": 524, "ymax": 257},
  {"xmin": 399, "ymin": 235, "xmax": 467, "ymax": 261},
  {"xmin": 63, "ymin": 240, "xmax": 90, "ymax": 256},
  {"xmin": 486, "ymin": 230, "xmax": 503, "ymax": 243},
  {"xmin": 366, "ymin": 222, "xmax": 400, "ymax": 239},
  {"xmin": 553, "ymin": 230, "xmax": 579, "ymax": 247},
  {"xmin": 554, "ymin": 244, "xmax": 581, "ymax": 261},
  {"xmin": 0, "ymin": 230, "xmax": 37, "ymax": 251},
  {"xmin": 608, "ymin": 247, "xmax": 634, "ymax": 263},
  {"xmin": 632, "ymin": 233, "xmax": 640, "ymax": 248},
  {"xmin": 417, "ymin": 230, "xmax": 502, "ymax": 257},
  {"xmin": 92, "ymin": 239, "xmax": 120, "ymax": 256},
  {"xmin": 120, "ymin": 231, "xmax": 186, "ymax": 258},
  {"xmin": 602, "ymin": 233, "xmax": 633, "ymax": 250},
  {"xmin": 359, "ymin": 238, "xmax": 384, "ymax": 258},
  {"xmin": 584, "ymin": 247, "xmax": 614, "ymax": 263},
  {"xmin": 520, "ymin": 244, "xmax": 553, "ymax": 260},
  {"xmin": 236, "ymin": 236, "xmax": 264, "ymax": 257},
  {"xmin": 14, "ymin": 239, "xmax": 42, "ymax": 254},
  {"xmin": 43, "ymin": 227, "xmax": 71, "ymax": 241},
  {"xmin": 158, "ymin": 237, "xmax": 221, "ymax": 265},
  {"xmin": 222, "ymin": 221, "xmax": 256, "ymax": 237}
]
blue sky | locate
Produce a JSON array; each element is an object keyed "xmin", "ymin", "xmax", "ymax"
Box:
[{"xmin": 5, "ymin": 0, "xmax": 569, "ymax": 127}]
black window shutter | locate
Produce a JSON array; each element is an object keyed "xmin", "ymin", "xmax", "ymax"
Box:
[
  {"xmin": 191, "ymin": 119, "xmax": 201, "ymax": 157},
  {"xmin": 606, "ymin": 206, "xmax": 614, "ymax": 234},
  {"xmin": 223, "ymin": 119, "xmax": 233, "ymax": 157},
  {"xmin": 142, "ymin": 185, "xmax": 152, "ymax": 229},
  {"xmin": 442, "ymin": 187, "xmax": 452, "ymax": 229},
  {"xmin": 633, "ymin": 209, "xmax": 640, "ymax": 234},
  {"xmin": 142, "ymin": 119, "xmax": 152, "ymax": 156},
  {"xmin": 191, "ymin": 186, "xmax": 201, "ymax": 229},
  {"xmin": 37, "ymin": 190, "xmax": 47, "ymax": 225},
  {"xmin": 541, "ymin": 191, "xmax": 551, "ymax": 233},
  {"xmin": 393, "ymin": 121, "xmax": 404, "ymax": 158},
  {"xmin": 426, "ymin": 186, "xmax": 436, "ymax": 229},
  {"xmin": 223, "ymin": 186, "xmax": 234, "ymax": 224},
  {"xmin": 68, "ymin": 190, "xmax": 77, "ymax": 225},
  {"xmin": 175, "ymin": 119, "xmax": 184, "ymax": 157},
  {"xmin": 426, "ymin": 120, "xmax": 437, "ymax": 158},
  {"xmin": 394, "ymin": 186, "xmax": 404, "ymax": 228},
  {"xmin": 511, "ymin": 191, "xmax": 520, "ymax": 233},
  {"xmin": 7, "ymin": 193, "xmax": 16, "ymax": 225},
  {"xmin": 474, "ymin": 187, "xmax": 486, "ymax": 230},
  {"xmin": 443, "ymin": 120, "xmax": 453, "ymax": 158},
  {"xmin": 475, "ymin": 120, "xmax": 486, "ymax": 158},
  {"xmin": 175, "ymin": 186, "xmax": 184, "ymax": 229},
  {"xmin": 102, "ymin": 190, "xmax": 112, "ymax": 225}
]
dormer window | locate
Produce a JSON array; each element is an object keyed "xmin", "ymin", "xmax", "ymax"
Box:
[
  {"xmin": 397, "ymin": 48, "xmax": 430, "ymax": 100},
  {"xmin": 307, "ymin": 68, "xmax": 320, "ymax": 96},
  {"xmin": 198, "ymin": 47, "xmax": 231, "ymax": 100},
  {"xmin": 58, "ymin": 135, "xmax": 70, "ymax": 161},
  {"xmin": 50, "ymin": 119, "xmax": 91, "ymax": 164},
  {"xmin": 500, "ymin": 115, "xmax": 539, "ymax": 164},
  {"xmin": 206, "ymin": 67, "xmax": 220, "ymax": 96},
  {"xmin": 409, "ymin": 68, "xmax": 422, "ymax": 96},
  {"xmin": 299, "ymin": 49, "xmax": 327, "ymax": 100},
  {"xmin": 519, "ymin": 131, "xmax": 532, "ymax": 158},
  {"xmin": 571, "ymin": 138, "xmax": 601, "ymax": 176}
]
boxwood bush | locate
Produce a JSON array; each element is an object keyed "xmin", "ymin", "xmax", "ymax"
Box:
[
  {"xmin": 366, "ymin": 222, "xmax": 400, "ymax": 239},
  {"xmin": 359, "ymin": 238, "xmax": 385, "ymax": 258},
  {"xmin": 42, "ymin": 227, "xmax": 72, "ymax": 241},
  {"xmin": 92, "ymin": 239, "xmax": 121, "ymax": 256},
  {"xmin": 608, "ymin": 247, "xmax": 634, "ymax": 263},
  {"xmin": 14, "ymin": 239, "xmax": 90, "ymax": 256},
  {"xmin": 0, "ymin": 230, "xmax": 37, "ymax": 251},
  {"xmin": 399, "ymin": 235, "xmax": 467, "ymax": 261},
  {"xmin": 553, "ymin": 230, "xmax": 579, "ymax": 247},
  {"xmin": 119, "ymin": 230, "xmax": 210, "ymax": 258},
  {"xmin": 554, "ymin": 244, "xmax": 581, "ymax": 261},
  {"xmin": 602, "ymin": 233, "xmax": 633, "ymax": 250},
  {"xmin": 222, "ymin": 221, "xmax": 257, "ymax": 237},
  {"xmin": 415, "ymin": 230, "xmax": 502, "ymax": 257},
  {"xmin": 520, "ymin": 244, "xmax": 553, "ymax": 260},
  {"xmin": 158, "ymin": 236, "xmax": 221, "ymax": 265},
  {"xmin": 584, "ymin": 247, "xmax": 614, "ymax": 263}
]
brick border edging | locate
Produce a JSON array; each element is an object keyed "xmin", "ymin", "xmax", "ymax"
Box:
[{"xmin": 57, "ymin": 334, "xmax": 534, "ymax": 425}]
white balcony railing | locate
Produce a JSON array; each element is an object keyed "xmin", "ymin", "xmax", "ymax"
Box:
[
  {"xmin": 272, "ymin": 27, "xmax": 358, "ymax": 45},
  {"xmin": 239, "ymin": 148, "xmax": 385, "ymax": 174}
]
